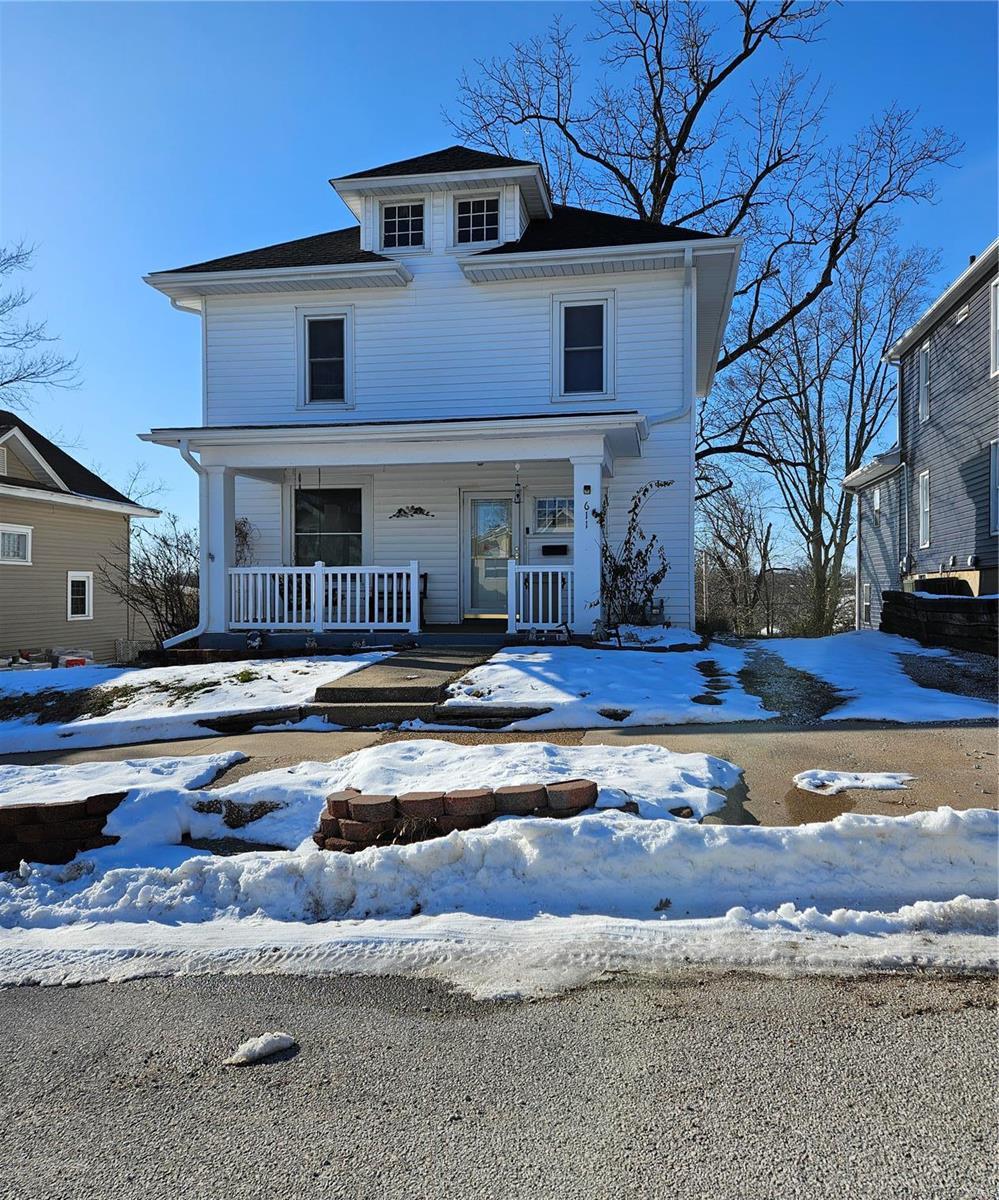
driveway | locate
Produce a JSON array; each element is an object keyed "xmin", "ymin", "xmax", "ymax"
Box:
[
  {"xmin": 3, "ymin": 720, "xmax": 995, "ymax": 826},
  {"xmin": 1, "ymin": 972, "xmax": 993, "ymax": 1200}
]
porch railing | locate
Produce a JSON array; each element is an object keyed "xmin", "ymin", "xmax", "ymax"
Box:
[
  {"xmin": 229, "ymin": 561, "xmax": 421, "ymax": 632},
  {"xmin": 507, "ymin": 562, "xmax": 575, "ymax": 632}
]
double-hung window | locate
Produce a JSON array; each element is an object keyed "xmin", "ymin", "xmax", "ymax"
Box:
[
  {"xmin": 294, "ymin": 488, "xmax": 363, "ymax": 567},
  {"xmin": 0, "ymin": 523, "xmax": 31, "ymax": 564},
  {"xmin": 382, "ymin": 202, "xmax": 424, "ymax": 249},
  {"xmin": 455, "ymin": 196, "xmax": 499, "ymax": 244},
  {"xmin": 990, "ymin": 441, "xmax": 999, "ymax": 536},
  {"xmin": 991, "ymin": 279, "xmax": 999, "ymax": 377},
  {"xmin": 918, "ymin": 342, "xmax": 930, "ymax": 423},
  {"xmin": 862, "ymin": 583, "xmax": 872, "ymax": 625},
  {"xmin": 67, "ymin": 571, "xmax": 93, "ymax": 620},
  {"xmin": 299, "ymin": 309, "xmax": 351, "ymax": 406},
  {"xmin": 918, "ymin": 470, "xmax": 931, "ymax": 548},
  {"xmin": 555, "ymin": 296, "xmax": 613, "ymax": 397},
  {"xmin": 872, "ymin": 486, "xmax": 881, "ymax": 528}
]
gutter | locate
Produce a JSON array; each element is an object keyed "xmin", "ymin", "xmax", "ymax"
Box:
[{"xmin": 161, "ymin": 437, "xmax": 209, "ymax": 650}]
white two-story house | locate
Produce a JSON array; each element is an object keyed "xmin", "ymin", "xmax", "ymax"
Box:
[{"xmin": 141, "ymin": 146, "xmax": 740, "ymax": 647}]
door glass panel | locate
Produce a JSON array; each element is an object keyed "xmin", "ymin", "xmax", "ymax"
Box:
[{"xmin": 469, "ymin": 498, "xmax": 512, "ymax": 614}]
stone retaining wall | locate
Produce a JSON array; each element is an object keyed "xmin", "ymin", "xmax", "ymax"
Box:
[
  {"xmin": 0, "ymin": 792, "xmax": 125, "ymax": 872},
  {"xmin": 312, "ymin": 779, "xmax": 629, "ymax": 852},
  {"xmin": 880, "ymin": 591, "xmax": 998, "ymax": 655}
]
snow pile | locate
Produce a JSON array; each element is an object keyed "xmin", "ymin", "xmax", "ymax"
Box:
[
  {"xmin": 0, "ymin": 753, "xmax": 244, "ymax": 809},
  {"xmin": 0, "ymin": 654, "xmax": 389, "ymax": 753},
  {"xmin": 596, "ymin": 625, "xmax": 703, "ymax": 649},
  {"xmin": 764, "ymin": 632, "xmax": 997, "ymax": 723},
  {"xmin": 224, "ymin": 1032, "xmax": 296, "ymax": 1065},
  {"xmin": 793, "ymin": 769, "xmax": 914, "ymax": 796},
  {"xmin": 441, "ymin": 645, "xmax": 775, "ymax": 728}
]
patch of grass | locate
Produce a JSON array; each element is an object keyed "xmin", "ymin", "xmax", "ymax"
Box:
[{"xmin": 0, "ymin": 684, "xmax": 140, "ymax": 726}]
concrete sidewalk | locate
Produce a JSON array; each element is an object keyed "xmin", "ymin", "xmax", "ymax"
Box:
[{"xmin": 2, "ymin": 720, "xmax": 994, "ymax": 824}]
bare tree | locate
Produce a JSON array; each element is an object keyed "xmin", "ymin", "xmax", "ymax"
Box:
[
  {"xmin": 0, "ymin": 242, "xmax": 78, "ymax": 411},
  {"xmin": 450, "ymin": 2, "xmax": 959, "ymax": 463},
  {"xmin": 733, "ymin": 228, "xmax": 937, "ymax": 634},
  {"xmin": 98, "ymin": 515, "xmax": 199, "ymax": 646},
  {"xmin": 697, "ymin": 479, "xmax": 774, "ymax": 635}
]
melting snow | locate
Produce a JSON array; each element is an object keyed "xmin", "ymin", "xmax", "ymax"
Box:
[{"xmin": 793, "ymin": 769, "xmax": 914, "ymax": 796}]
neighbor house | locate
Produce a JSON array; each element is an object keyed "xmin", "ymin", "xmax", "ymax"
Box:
[
  {"xmin": 141, "ymin": 146, "xmax": 740, "ymax": 646},
  {"xmin": 0, "ymin": 411, "xmax": 159, "ymax": 661},
  {"xmin": 843, "ymin": 239, "xmax": 998, "ymax": 644}
]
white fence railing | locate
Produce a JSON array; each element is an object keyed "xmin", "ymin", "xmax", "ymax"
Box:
[
  {"xmin": 229, "ymin": 561, "xmax": 420, "ymax": 632},
  {"xmin": 507, "ymin": 562, "xmax": 575, "ymax": 632}
]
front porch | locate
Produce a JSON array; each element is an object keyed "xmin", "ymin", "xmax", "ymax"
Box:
[{"xmin": 146, "ymin": 412, "xmax": 649, "ymax": 648}]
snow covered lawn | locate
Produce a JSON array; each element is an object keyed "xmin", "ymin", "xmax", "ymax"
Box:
[
  {"xmin": 0, "ymin": 654, "xmax": 389, "ymax": 754},
  {"xmin": 441, "ymin": 644, "xmax": 775, "ymax": 728},
  {"xmin": 0, "ymin": 740, "xmax": 994, "ymax": 995},
  {"xmin": 764, "ymin": 631, "xmax": 997, "ymax": 723}
]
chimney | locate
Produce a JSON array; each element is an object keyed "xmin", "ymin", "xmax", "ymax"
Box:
[{"xmin": 969, "ymin": 254, "xmax": 977, "ymax": 265}]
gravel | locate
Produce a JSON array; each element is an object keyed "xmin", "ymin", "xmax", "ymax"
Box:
[
  {"xmin": 899, "ymin": 648, "xmax": 998, "ymax": 704},
  {"xmin": 2, "ymin": 971, "xmax": 994, "ymax": 1200}
]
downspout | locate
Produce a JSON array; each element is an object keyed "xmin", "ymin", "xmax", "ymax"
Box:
[{"xmin": 162, "ymin": 437, "xmax": 209, "ymax": 649}]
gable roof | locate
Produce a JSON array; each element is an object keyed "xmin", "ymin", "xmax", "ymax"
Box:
[
  {"xmin": 0, "ymin": 410, "xmax": 132, "ymax": 504},
  {"xmin": 160, "ymin": 226, "xmax": 387, "ymax": 276},
  {"xmin": 478, "ymin": 204, "xmax": 716, "ymax": 255},
  {"xmin": 338, "ymin": 145, "xmax": 535, "ymax": 181}
]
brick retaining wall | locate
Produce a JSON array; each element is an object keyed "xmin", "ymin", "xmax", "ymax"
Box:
[{"xmin": 0, "ymin": 793, "xmax": 125, "ymax": 872}]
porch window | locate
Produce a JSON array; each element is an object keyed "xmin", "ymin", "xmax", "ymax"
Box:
[
  {"xmin": 306, "ymin": 317, "xmax": 345, "ymax": 403},
  {"xmin": 294, "ymin": 488, "xmax": 363, "ymax": 566},
  {"xmin": 382, "ymin": 202, "xmax": 424, "ymax": 249},
  {"xmin": 535, "ymin": 497, "xmax": 574, "ymax": 531}
]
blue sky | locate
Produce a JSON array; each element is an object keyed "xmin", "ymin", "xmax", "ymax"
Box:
[{"xmin": 2, "ymin": 1, "xmax": 996, "ymax": 525}]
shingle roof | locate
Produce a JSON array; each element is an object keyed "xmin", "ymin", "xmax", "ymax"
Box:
[
  {"xmin": 158, "ymin": 226, "xmax": 387, "ymax": 276},
  {"xmin": 0, "ymin": 411, "xmax": 132, "ymax": 504},
  {"xmin": 338, "ymin": 145, "xmax": 535, "ymax": 181},
  {"xmin": 478, "ymin": 204, "xmax": 716, "ymax": 255}
]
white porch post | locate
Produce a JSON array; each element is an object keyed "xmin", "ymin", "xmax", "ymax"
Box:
[
  {"xmin": 204, "ymin": 464, "xmax": 235, "ymax": 633},
  {"xmin": 571, "ymin": 456, "xmax": 603, "ymax": 634},
  {"xmin": 506, "ymin": 558, "xmax": 517, "ymax": 634},
  {"xmin": 408, "ymin": 560, "xmax": 421, "ymax": 633}
]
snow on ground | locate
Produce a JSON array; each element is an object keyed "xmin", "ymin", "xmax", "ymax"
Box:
[
  {"xmin": 793, "ymin": 769, "xmax": 914, "ymax": 796},
  {"xmin": 763, "ymin": 631, "xmax": 997, "ymax": 723},
  {"xmin": 0, "ymin": 752, "xmax": 244, "ymax": 809},
  {"xmin": 595, "ymin": 625, "xmax": 703, "ymax": 649},
  {"xmin": 441, "ymin": 644, "xmax": 775, "ymax": 728},
  {"xmin": 0, "ymin": 654, "xmax": 389, "ymax": 753},
  {"xmin": 0, "ymin": 738, "xmax": 993, "ymax": 995}
]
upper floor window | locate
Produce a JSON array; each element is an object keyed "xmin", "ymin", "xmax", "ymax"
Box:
[
  {"xmin": 67, "ymin": 571, "xmax": 93, "ymax": 620},
  {"xmin": 382, "ymin": 202, "xmax": 424, "ymax": 249},
  {"xmin": 991, "ymin": 279, "xmax": 999, "ymax": 378},
  {"xmin": 0, "ymin": 523, "xmax": 31, "ymax": 564},
  {"xmin": 918, "ymin": 342, "xmax": 930, "ymax": 423},
  {"xmin": 306, "ymin": 317, "xmax": 345, "ymax": 403},
  {"xmin": 873, "ymin": 485, "xmax": 881, "ymax": 527},
  {"xmin": 456, "ymin": 196, "xmax": 499, "ymax": 244},
  {"xmin": 554, "ymin": 295, "xmax": 614, "ymax": 398}
]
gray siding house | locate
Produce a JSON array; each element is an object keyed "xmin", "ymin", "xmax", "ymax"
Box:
[
  {"xmin": 844, "ymin": 240, "xmax": 999, "ymax": 628},
  {"xmin": 0, "ymin": 412, "xmax": 158, "ymax": 661}
]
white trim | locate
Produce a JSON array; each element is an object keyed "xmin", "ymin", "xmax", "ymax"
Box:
[
  {"xmin": 378, "ymin": 194, "xmax": 430, "ymax": 254},
  {"xmin": 551, "ymin": 291, "xmax": 616, "ymax": 402},
  {"xmin": 0, "ymin": 445, "xmax": 6, "ymax": 475},
  {"xmin": 295, "ymin": 305, "xmax": 355, "ymax": 409},
  {"xmin": 461, "ymin": 490, "xmax": 518, "ymax": 618},
  {"xmin": 144, "ymin": 260, "xmax": 413, "ymax": 298},
  {"xmin": 873, "ymin": 485, "xmax": 882, "ymax": 527},
  {"xmin": 331, "ymin": 164, "xmax": 553, "ymax": 220},
  {"xmin": 918, "ymin": 342, "xmax": 930, "ymax": 424},
  {"xmin": 989, "ymin": 440, "xmax": 999, "ymax": 537},
  {"xmin": 0, "ymin": 522, "xmax": 32, "ymax": 565},
  {"xmin": 66, "ymin": 570, "xmax": 94, "ymax": 621},
  {"xmin": 0, "ymin": 481, "xmax": 157, "ymax": 518},
  {"xmin": 284, "ymin": 473, "xmax": 373, "ymax": 567},
  {"xmin": 990, "ymin": 278, "xmax": 999, "ymax": 379},
  {"xmin": 918, "ymin": 470, "xmax": 931, "ymax": 548},
  {"xmin": 448, "ymin": 190, "xmax": 503, "ymax": 251},
  {"xmin": 0, "ymin": 427, "xmax": 69, "ymax": 491},
  {"xmin": 459, "ymin": 236, "xmax": 741, "ymax": 273}
]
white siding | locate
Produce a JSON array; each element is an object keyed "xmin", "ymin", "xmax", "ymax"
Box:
[{"xmin": 234, "ymin": 476, "xmax": 282, "ymax": 565}]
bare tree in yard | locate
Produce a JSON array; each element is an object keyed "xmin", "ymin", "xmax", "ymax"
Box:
[
  {"xmin": 98, "ymin": 515, "xmax": 200, "ymax": 646},
  {"xmin": 0, "ymin": 242, "xmax": 78, "ymax": 411},
  {"xmin": 450, "ymin": 1, "xmax": 959, "ymax": 466},
  {"xmin": 736, "ymin": 229, "xmax": 937, "ymax": 634},
  {"xmin": 697, "ymin": 479, "xmax": 774, "ymax": 635}
]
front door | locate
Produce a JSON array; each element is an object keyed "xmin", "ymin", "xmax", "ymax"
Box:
[{"xmin": 463, "ymin": 495, "xmax": 514, "ymax": 617}]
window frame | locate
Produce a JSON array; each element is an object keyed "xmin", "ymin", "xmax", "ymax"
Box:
[
  {"xmin": 917, "ymin": 341, "xmax": 930, "ymax": 424},
  {"xmin": 534, "ymin": 496, "xmax": 575, "ymax": 533},
  {"xmin": 0, "ymin": 522, "xmax": 32, "ymax": 565},
  {"xmin": 872, "ymin": 485, "xmax": 881, "ymax": 528},
  {"xmin": 918, "ymin": 469, "xmax": 931, "ymax": 548},
  {"xmin": 0, "ymin": 446, "xmax": 7, "ymax": 475},
  {"xmin": 291, "ymin": 487, "xmax": 365, "ymax": 568},
  {"xmin": 66, "ymin": 570, "xmax": 94, "ymax": 621},
  {"xmin": 862, "ymin": 582, "xmax": 872, "ymax": 626},
  {"xmin": 451, "ymin": 192, "xmax": 502, "ymax": 248},
  {"xmin": 296, "ymin": 306, "xmax": 354, "ymax": 409},
  {"xmin": 989, "ymin": 440, "xmax": 999, "ymax": 537},
  {"xmin": 380, "ymin": 197, "xmax": 428, "ymax": 252},
  {"xmin": 991, "ymin": 279, "xmax": 999, "ymax": 378},
  {"xmin": 552, "ymin": 292, "xmax": 616, "ymax": 401}
]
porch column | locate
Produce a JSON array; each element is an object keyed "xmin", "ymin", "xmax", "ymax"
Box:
[
  {"xmin": 204, "ymin": 464, "xmax": 235, "ymax": 633},
  {"xmin": 571, "ymin": 455, "xmax": 603, "ymax": 634}
]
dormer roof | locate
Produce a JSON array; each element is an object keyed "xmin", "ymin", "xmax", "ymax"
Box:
[{"xmin": 337, "ymin": 145, "xmax": 535, "ymax": 180}]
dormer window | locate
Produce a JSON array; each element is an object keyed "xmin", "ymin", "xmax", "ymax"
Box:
[
  {"xmin": 382, "ymin": 202, "xmax": 424, "ymax": 249},
  {"xmin": 456, "ymin": 196, "xmax": 499, "ymax": 244}
]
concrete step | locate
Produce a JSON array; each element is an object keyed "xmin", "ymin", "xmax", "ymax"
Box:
[
  {"xmin": 313, "ymin": 647, "xmax": 493, "ymax": 704},
  {"xmin": 302, "ymin": 702, "xmax": 440, "ymax": 728}
]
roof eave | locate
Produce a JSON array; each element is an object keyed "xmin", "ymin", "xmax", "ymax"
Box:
[
  {"xmin": 331, "ymin": 164, "xmax": 552, "ymax": 220},
  {"xmin": 144, "ymin": 259, "xmax": 413, "ymax": 299},
  {"xmin": 0, "ymin": 480, "xmax": 159, "ymax": 517},
  {"xmin": 842, "ymin": 448, "xmax": 902, "ymax": 490}
]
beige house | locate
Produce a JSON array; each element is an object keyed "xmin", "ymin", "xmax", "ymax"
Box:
[{"xmin": 0, "ymin": 411, "xmax": 158, "ymax": 662}]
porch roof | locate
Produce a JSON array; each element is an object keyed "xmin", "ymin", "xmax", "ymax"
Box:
[{"xmin": 141, "ymin": 410, "xmax": 648, "ymax": 465}]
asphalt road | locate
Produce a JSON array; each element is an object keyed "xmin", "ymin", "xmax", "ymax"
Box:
[{"xmin": 1, "ymin": 971, "xmax": 994, "ymax": 1200}]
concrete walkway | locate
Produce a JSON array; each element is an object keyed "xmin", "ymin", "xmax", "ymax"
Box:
[{"xmin": 3, "ymin": 720, "xmax": 994, "ymax": 825}]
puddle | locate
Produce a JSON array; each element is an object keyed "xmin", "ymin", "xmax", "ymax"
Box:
[
  {"xmin": 782, "ymin": 786, "xmax": 856, "ymax": 824},
  {"xmin": 691, "ymin": 694, "xmax": 723, "ymax": 705}
]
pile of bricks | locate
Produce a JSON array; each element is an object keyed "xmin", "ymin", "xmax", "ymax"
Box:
[
  {"xmin": 312, "ymin": 778, "xmax": 609, "ymax": 853},
  {"xmin": 0, "ymin": 792, "xmax": 125, "ymax": 872}
]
